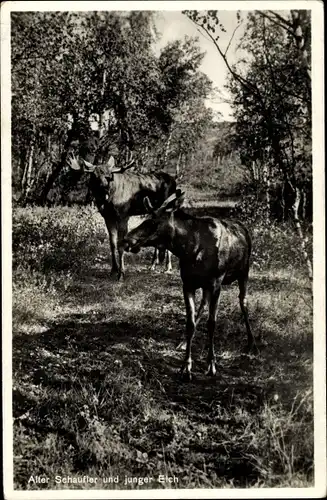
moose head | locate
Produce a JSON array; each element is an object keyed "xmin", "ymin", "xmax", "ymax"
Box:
[{"xmin": 67, "ymin": 151, "xmax": 135, "ymax": 184}]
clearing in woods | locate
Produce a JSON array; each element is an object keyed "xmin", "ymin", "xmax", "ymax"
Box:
[{"xmin": 12, "ymin": 202, "xmax": 313, "ymax": 490}]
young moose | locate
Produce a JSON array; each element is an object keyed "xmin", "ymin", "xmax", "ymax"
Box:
[{"xmin": 123, "ymin": 190, "xmax": 257, "ymax": 380}]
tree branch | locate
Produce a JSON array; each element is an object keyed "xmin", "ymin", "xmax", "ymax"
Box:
[
  {"xmin": 267, "ymin": 10, "xmax": 293, "ymax": 29},
  {"xmin": 224, "ymin": 19, "xmax": 243, "ymax": 57},
  {"xmin": 184, "ymin": 15, "xmax": 214, "ymax": 45},
  {"xmin": 187, "ymin": 16, "xmax": 261, "ymax": 100},
  {"xmin": 256, "ymin": 10, "xmax": 295, "ymax": 38}
]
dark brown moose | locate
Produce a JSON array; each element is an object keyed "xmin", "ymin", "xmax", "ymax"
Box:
[
  {"xmin": 67, "ymin": 152, "xmax": 176, "ymax": 280},
  {"xmin": 123, "ymin": 190, "xmax": 257, "ymax": 380}
]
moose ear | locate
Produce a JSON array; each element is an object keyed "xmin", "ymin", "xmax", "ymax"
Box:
[
  {"xmin": 144, "ymin": 196, "xmax": 154, "ymax": 213},
  {"xmin": 68, "ymin": 153, "xmax": 81, "ymax": 171},
  {"xmin": 107, "ymin": 156, "xmax": 115, "ymax": 169},
  {"xmin": 165, "ymin": 190, "xmax": 185, "ymax": 213},
  {"xmin": 82, "ymin": 159, "xmax": 96, "ymax": 172},
  {"xmin": 175, "ymin": 190, "xmax": 185, "ymax": 209}
]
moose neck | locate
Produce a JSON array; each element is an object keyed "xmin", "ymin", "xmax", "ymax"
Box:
[{"xmin": 165, "ymin": 210, "xmax": 195, "ymax": 259}]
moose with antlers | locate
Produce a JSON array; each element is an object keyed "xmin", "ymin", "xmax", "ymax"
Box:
[
  {"xmin": 67, "ymin": 145, "xmax": 176, "ymax": 280},
  {"xmin": 123, "ymin": 190, "xmax": 258, "ymax": 380}
]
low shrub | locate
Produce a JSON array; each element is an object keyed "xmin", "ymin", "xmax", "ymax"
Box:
[
  {"xmin": 12, "ymin": 204, "xmax": 313, "ymax": 282},
  {"xmin": 233, "ymin": 195, "xmax": 312, "ymax": 274},
  {"xmin": 12, "ymin": 206, "xmax": 107, "ymax": 276}
]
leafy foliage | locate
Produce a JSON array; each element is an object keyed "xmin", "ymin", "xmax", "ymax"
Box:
[
  {"xmin": 12, "ymin": 206, "xmax": 107, "ymax": 276},
  {"xmin": 212, "ymin": 122, "xmax": 237, "ymax": 160},
  {"xmin": 183, "ymin": 9, "xmax": 312, "ymax": 221},
  {"xmin": 183, "ymin": 9, "xmax": 313, "ymax": 282},
  {"xmin": 11, "ymin": 12, "xmax": 213, "ymax": 203},
  {"xmin": 227, "ymin": 12, "xmax": 311, "ymax": 217}
]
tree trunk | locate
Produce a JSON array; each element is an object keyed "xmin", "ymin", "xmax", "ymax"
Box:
[
  {"xmin": 99, "ymin": 69, "xmax": 107, "ymax": 139},
  {"xmin": 99, "ymin": 113, "xmax": 104, "ymax": 138},
  {"xmin": 302, "ymin": 189, "xmax": 307, "ymax": 219},
  {"xmin": 21, "ymin": 141, "xmax": 35, "ymax": 203},
  {"xmin": 292, "ymin": 186, "xmax": 313, "ymax": 281},
  {"xmin": 47, "ymin": 134, "xmax": 51, "ymax": 155},
  {"xmin": 21, "ymin": 153, "xmax": 28, "ymax": 194},
  {"xmin": 144, "ymin": 142, "xmax": 148, "ymax": 160},
  {"xmin": 263, "ymin": 163, "xmax": 270, "ymax": 222},
  {"xmin": 25, "ymin": 143, "xmax": 35, "ymax": 195},
  {"xmin": 163, "ymin": 128, "xmax": 173, "ymax": 168},
  {"xmin": 251, "ymin": 160, "xmax": 261, "ymax": 183},
  {"xmin": 291, "ymin": 10, "xmax": 311, "ymax": 81},
  {"xmin": 290, "ymin": 10, "xmax": 311, "ymax": 117},
  {"xmin": 183, "ymin": 154, "xmax": 187, "ymax": 173},
  {"xmin": 280, "ymin": 181, "xmax": 286, "ymax": 221},
  {"xmin": 251, "ymin": 160, "xmax": 256, "ymax": 182},
  {"xmin": 176, "ymin": 150, "xmax": 182, "ymax": 177}
]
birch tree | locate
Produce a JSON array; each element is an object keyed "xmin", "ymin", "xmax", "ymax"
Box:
[{"xmin": 183, "ymin": 9, "xmax": 312, "ymax": 280}]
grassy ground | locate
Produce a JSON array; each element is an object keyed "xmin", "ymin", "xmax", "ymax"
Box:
[{"xmin": 12, "ymin": 205, "xmax": 313, "ymax": 490}]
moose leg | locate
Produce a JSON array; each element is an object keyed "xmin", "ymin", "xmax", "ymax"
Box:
[
  {"xmin": 176, "ymin": 288, "xmax": 210, "ymax": 351},
  {"xmin": 238, "ymin": 276, "xmax": 257, "ymax": 351},
  {"xmin": 150, "ymin": 248, "xmax": 160, "ymax": 271},
  {"xmin": 206, "ymin": 287, "xmax": 221, "ymax": 376},
  {"xmin": 181, "ymin": 286, "xmax": 196, "ymax": 381},
  {"xmin": 195, "ymin": 289, "xmax": 210, "ymax": 326},
  {"xmin": 105, "ymin": 221, "xmax": 120, "ymax": 278},
  {"xmin": 117, "ymin": 219, "xmax": 128, "ymax": 280},
  {"xmin": 165, "ymin": 250, "xmax": 173, "ymax": 273}
]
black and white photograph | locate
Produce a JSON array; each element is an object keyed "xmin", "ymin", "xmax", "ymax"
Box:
[{"xmin": 1, "ymin": 1, "xmax": 326, "ymax": 498}]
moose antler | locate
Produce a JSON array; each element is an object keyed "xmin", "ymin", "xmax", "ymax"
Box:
[
  {"xmin": 67, "ymin": 152, "xmax": 81, "ymax": 171},
  {"xmin": 122, "ymin": 150, "xmax": 135, "ymax": 171},
  {"xmin": 159, "ymin": 190, "xmax": 184, "ymax": 210},
  {"xmin": 143, "ymin": 190, "xmax": 184, "ymax": 215},
  {"xmin": 111, "ymin": 150, "xmax": 135, "ymax": 174},
  {"xmin": 152, "ymin": 190, "xmax": 185, "ymax": 215}
]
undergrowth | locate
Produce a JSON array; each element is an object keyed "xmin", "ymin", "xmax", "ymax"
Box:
[{"xmin": 12, "ymin": 205, "xmax": 313, "ymax": 490}]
